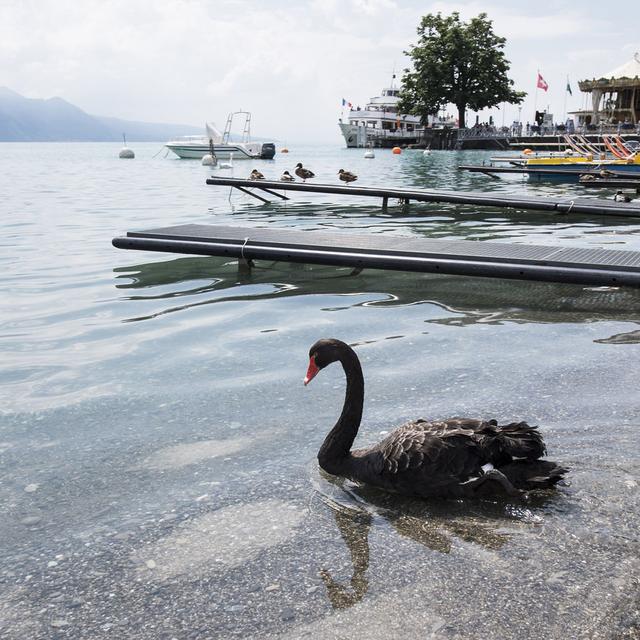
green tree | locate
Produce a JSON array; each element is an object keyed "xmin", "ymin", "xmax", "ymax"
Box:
[{"xmin": 398, "ymin": 12, "xmax": 525, "ymax": 129}]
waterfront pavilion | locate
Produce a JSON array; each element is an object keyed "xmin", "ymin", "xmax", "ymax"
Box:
[{"xmin": 573, "ymin": 53, "xmax": 640, "ymax": 126}]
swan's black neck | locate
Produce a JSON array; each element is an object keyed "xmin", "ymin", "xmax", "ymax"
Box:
[{"xmin": 318, "ymin": 346, "xmax": 364, "ymax": 475}]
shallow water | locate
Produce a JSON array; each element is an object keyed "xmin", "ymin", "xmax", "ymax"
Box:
[{"xmin": 1, "ymin": 142, "xmax": 639, "ymax": 639}]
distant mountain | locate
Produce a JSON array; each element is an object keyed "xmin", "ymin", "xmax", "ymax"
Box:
[{"xmin": 0, "ymin": 87, "xmax": 202, "ymax": 141}]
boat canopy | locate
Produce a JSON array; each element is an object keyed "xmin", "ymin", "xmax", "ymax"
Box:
[{"xmin": 205, "ymin": 122, "xmax": 224, "ymax": 143}]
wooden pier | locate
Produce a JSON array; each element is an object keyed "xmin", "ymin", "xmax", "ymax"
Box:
[
  {"xmin": 205, "ymin": 176, "xmax": 640, "ymax": 218},
  {"xmin": 113, "ymin": 224, "xmax": 640, "ymax": 288}
]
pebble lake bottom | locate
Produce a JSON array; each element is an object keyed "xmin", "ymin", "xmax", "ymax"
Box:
[{"xmin": 0, "ymin": 142, "xmax": 639, "ymax": 639}]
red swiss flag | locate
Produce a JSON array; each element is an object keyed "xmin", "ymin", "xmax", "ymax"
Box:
[{"xmin": 537, "ymin": 73, "xmax": 549, "ymax": 92}]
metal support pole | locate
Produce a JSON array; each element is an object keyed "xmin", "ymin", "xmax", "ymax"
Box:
[{"xmin": 234, "ymin": 185, "xmax": 271, "ymax": 203}]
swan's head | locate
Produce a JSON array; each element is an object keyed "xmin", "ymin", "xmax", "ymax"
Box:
[{"xmin": 304, "ymin": 338, "xmax": 350, "ymax": 385}]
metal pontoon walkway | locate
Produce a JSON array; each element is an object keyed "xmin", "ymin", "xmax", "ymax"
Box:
[
  {"xmin": 204, "ymin": 176, "xmax": 640, "ymax": 218},
  {"xmin": 459, "ymin": 163, "xmax": 640, "ymax": 181},
  {"xmin": 112, "ymin": 224, "xmax": 640, "ymax": 287}
]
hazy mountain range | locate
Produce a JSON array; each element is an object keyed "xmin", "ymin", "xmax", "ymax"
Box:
[{"xmin": 0, "ymin": 87, "xmax": 203, "ymax": 141}]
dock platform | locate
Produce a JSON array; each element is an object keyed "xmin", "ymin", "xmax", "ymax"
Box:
[
  {"xmin": 113, "ymin": 224, "xmax": 640, "ymax": 287},
  {"xmin": 459, "ymin": 164, "xmax": 640, "ymax": 180},
  {"xmin": 579, "ymin": 176, "xmax": 640, "ymax": 191},
  {"xmin": 205, "ymin": 176, "xmax": 640, "ymax": 218}
]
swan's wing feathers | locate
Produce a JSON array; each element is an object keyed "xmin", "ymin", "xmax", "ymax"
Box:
[
  {"xmin": 491, "ymin": 421, "xmax": 546, "ymax": 460},
  {"xmin": 355, "ymin": 418, "xmax": 548, "ymax": 491},
  {"xmin": 397, "ymin": 418, "xmax": 482, "ymax": 438},
  {"xmin": 373, "ymin": 427, "xmax": 465, "ymax": 476},
  {"xmin": 378, "ymin": 429, "xmax": 427, "ymax": 474}
]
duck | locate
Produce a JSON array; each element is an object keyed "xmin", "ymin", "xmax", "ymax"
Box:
[
  {"xmin": 249, "ymin": 169, "xmax": 264, "ymax": 180},
  {"xmin": 304, "ymin": 338, "xmax": 567, "ymax": 499},
  {"xmin": 338, "ymin": 169, "xmax": 358, "ymax": 185},
  {"xmin": 613, "ymin": 190, "xmax": 632, "ymax": 203},
  {"xmin": 295, "ymin": 163, "xmax": 315, "ymax": 182},
  {"xmin": 280, "ymin": 170, "xmax": 295, "ymax": 182}
]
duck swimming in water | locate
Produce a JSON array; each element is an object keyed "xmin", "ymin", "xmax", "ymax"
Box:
[
  {"xmin": 304, "ymin": 338, "xmax": 567, "ymax": 499},
  {"xmin": 613, "ymin": 190, "xmax": 632, "ymax": 203},
  {"xmin": 338, "ymin": 169, "xmax": 358, "ymax": 184},
  {"xmin": 295, "ymin": 163, "xmax": 315, "ymax": 182},
  {"xmin": 249, "ymin": 169, "xmax": 264, "ymax": 180}
]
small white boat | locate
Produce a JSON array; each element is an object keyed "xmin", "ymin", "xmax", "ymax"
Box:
[{"xmin": 165, "ymin": 112, "xmax": 275, "ymax": 160}]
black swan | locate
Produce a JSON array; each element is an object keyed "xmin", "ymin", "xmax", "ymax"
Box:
[{"xmin": 304, "ymin": 338, "xmax": 567, "ymax": 499}]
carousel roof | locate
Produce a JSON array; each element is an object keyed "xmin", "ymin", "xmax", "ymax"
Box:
[{"xmin": 602, "ymin": 53, "xmax": 640, "ymax": 80}]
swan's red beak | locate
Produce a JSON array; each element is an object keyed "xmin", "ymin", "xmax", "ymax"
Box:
[{"xmin": 304, "ymin": 357, "xmax": 320, "ymax": 386}]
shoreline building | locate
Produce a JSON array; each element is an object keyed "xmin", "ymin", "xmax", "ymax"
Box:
[{"xmin": 572, "ymin": 53, "xmax": 640, "ymax": 127}]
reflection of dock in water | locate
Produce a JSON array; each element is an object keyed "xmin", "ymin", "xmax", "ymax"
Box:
[{"xmin": 113, "ymin": 254, "xmax": 640, "ymax": 327}]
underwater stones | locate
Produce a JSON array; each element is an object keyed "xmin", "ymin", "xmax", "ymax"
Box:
[
  {"xmin": 142, "ymin": 437, "xmax": 251, "ymax": 471},
  {"xmin": 132, "ymin": 499, "xmax": 304, "ymax": 579}
]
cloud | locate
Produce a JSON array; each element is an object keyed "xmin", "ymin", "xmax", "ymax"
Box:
[{"xmin": 0, "ymin": 0, "xmax": 638, "ymax": 141}]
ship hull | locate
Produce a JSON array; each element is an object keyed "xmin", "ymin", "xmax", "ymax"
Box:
[
  {"xmin": 338, "ymin": 122, "xmax": 421, "ymax": 148},
  {"xmin": 166, "ymin": 143, "xmax": 273, "ymax": 160}
]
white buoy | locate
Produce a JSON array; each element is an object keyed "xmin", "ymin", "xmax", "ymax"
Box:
[
  {"xmin": 202, "ymin": 153, "xmax": 217, "ymax": 166},
  {"xmin": 119, "ymin": 133, "xmax": 135, "ymax": 159},
  {"xmin": 364, "ymin": 147, "xmax": 375, "ymax": 159},
  {"xmin": 219, "ymin": 152, "xmax": 234, "ymax": 169}
]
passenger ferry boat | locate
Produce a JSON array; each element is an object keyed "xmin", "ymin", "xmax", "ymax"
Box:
[
  {"xmin": 165, "ymin": 112, "xmax": 276, "ymax": 160},
  {"xmin": 338, "ymin": 77, "xmax": 455, "ymax": 148}
]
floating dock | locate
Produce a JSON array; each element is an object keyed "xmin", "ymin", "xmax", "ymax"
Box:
[
  {"xmin": 459, "ymin": 164, "xmax": 640, "ymax": 181},
  {"xmin": 205, "ymin": 176, "xmax": 640, "ymax": 218},
  {"xmin": 453, "ymin": 131, "xmax": 640, "ymax": 152},
  {"xmin": 112, "ymin": 224, "xmax": 640, "ymax": 287},
  {"xmin": 579, "ymin": 176, "xmax": 640, "ymax": 191}
]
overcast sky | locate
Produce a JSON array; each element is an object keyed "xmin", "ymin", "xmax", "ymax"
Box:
[{"xmin": 1, "ymin": 0, "xmax": 639, "ymax": 142}]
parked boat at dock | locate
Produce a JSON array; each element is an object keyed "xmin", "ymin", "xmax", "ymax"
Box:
[
  {"xmin": 461, "ymin": 134, "xmax": 640, "ymax": 181},
  {"xmin": 165, "ymin": 112, "xmax": 275, "ymax": 160},
  {"xmin": 338, "ymin": 77, "xmax": 455, "ymax": 148}
]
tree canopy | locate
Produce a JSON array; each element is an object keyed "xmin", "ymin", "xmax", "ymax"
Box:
[{"xmin": 398, "ymin": 12, "xmax": 525, "ymax": 129}]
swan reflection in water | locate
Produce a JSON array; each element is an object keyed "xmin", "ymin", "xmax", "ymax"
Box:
[
  {"xmin": 320, "ymin": 506, "xmax": 372, "ymax": 610},
  {"xmin": 315, "ymin": 471, "xmax": 556, "ymax": 610}
]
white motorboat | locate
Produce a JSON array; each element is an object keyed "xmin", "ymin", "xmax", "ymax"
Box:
[{"xmin": 165, "ymin": 112, "xmax": 275, "ymax": 160}]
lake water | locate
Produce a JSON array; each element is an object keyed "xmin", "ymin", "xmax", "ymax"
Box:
[{"xmin": 1, "ymin": 142, "xmax": 639, "ymax": 639}]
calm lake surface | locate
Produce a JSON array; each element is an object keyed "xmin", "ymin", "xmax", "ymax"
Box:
[{"xmin": 1, "ymin": 142, "xmax": 639, "ymax": 639}]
